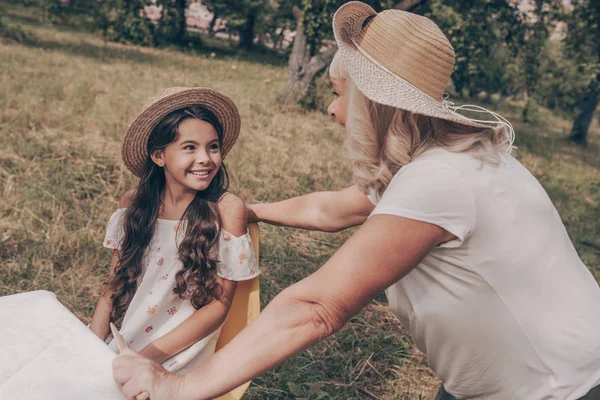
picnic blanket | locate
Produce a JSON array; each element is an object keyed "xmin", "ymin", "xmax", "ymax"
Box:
[{"xmin": 0, "ymin": 290, "xmax": 125, "ymax": 399}]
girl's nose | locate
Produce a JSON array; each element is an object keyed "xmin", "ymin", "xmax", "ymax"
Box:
[{"xmin": 195, "ymin": 150, "xmax": 211, "ymax": 164}]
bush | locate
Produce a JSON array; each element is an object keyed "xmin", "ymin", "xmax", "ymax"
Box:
[
  {"xmin": 0, "ymin": 6, "xmax": 38, "ymax": 45},
  {"xmin": 96, "ymin": 0, "xmax": 155, "ymax": 46}
]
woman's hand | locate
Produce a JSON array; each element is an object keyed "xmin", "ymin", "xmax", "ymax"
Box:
[
  {"xmin": 113, "ymin": 349, "xmax": 184, "ymax": 400},
  {"xmin": 246, "ymin": 204, "xmax": 260, "ymax": 222}
]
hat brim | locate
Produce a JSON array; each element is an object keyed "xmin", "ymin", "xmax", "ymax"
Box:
[
  {"xmin": 122, "ymin": 88, "xmax": 240, "ymax": 177},
  {"xmin": 332, "ymin": 2, "xmax": 493, "ymax": 130}
]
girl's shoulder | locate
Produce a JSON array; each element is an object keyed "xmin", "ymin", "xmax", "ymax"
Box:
[
  {"xmin": 216, "ymin": 192, "xmax": 247, "ymax": 237},
  {"xmin": 119, "ymin": 189, "xmax": 136, "ymax": 208}
]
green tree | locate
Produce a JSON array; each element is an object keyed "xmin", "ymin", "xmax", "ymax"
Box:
[
  {"xmin": 563, "ymin": 0, "xmax": 600, "ymax": 146},
  {"xmin": 205, "ymin": 0, "xmax": 276, "ymax": 51},
  {"xmin": 155, "ymin": 0, "xmax": 188, "ymax": 44},
  {"xmin": 423, "ymin": 0, "xmax": 522, "ymax": 99},
  {"xmin": 281, "ymin": 0, "xmax": 394, "ymax": 105},
  {"xmin": 97, "ymin": 0, "xmax": 155, "ymax": 46}
]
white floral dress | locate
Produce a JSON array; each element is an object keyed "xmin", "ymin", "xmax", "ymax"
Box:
[{"xmin": 102, "ymin": 208, "xmax": 259, "ymax": 374}]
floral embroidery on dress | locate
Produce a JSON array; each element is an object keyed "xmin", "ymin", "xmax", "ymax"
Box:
[{"xmin": 103, "ymin": 210, "xmax": 260, "ymax": 374}]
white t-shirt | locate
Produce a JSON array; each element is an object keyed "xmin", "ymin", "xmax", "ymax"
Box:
[{"xmin": 369, "ymin": 147, "xmax": 600, "ymax": 400}]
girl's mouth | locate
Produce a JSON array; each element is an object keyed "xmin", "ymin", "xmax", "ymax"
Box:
[{"xmin": 188, "ymin": 170, "xmax": 211, "ymax": 177}]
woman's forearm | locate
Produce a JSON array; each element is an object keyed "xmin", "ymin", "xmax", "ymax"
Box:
[
  {"xmin": 250, "ymin": 185, "xmax": 373, "ymax": 232},
  {"xmin": 178, "ymin": 286, "xmax": 340, "ymax": 400},
  {"xmin": 250, "ymin": 192, "xmax": 333, "ymax": 231}
]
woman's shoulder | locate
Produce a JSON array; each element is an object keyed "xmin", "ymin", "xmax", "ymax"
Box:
[{"xmin": 217, "ymin": 192, "xmax": 247, "ymax": 236}]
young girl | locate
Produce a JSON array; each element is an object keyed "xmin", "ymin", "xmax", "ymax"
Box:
[{"xmin": 89, "ymin": 87, "xmax": 259, "ymax": 374}]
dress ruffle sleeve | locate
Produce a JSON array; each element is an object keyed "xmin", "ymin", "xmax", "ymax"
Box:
[
  {"xmin": 216, "ymin": 230, "xmax": 260, "ymax": 281},
  {"xmin": 103, "ymin": 208, "xmax": 126, "ymax": 250}
]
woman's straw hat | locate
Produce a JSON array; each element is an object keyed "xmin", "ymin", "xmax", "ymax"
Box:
[
  {"xmin": 332, "ymin": 2, "xmax": 505, "ymax": 130},
  {"xmin": 122, "ymin": 87, "xmax": 241, "ymax": 177}
]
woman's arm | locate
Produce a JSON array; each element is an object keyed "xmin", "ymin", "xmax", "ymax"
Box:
[
  {"xmin": 248, "ymin": 185, "xmax": 374, "ymax": 232},
  {"xmin": 138, "ymin": 192, "xmax": 248, "ymax": 364},
  {"xmin": 89, "ymin": 250, "xmax": 119, "ymax": 340},
  {"xmin": 113, "ymin": 214, "xmax": 455, "ymax": 400}
]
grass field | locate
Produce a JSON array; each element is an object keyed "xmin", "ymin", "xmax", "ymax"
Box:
[{"xmin": 1, "ymin": 5, "xmax": 599, "ymax": 399}]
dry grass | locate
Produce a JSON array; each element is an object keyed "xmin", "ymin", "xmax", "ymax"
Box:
[{"xmin": 1, "ymin": 5, "xmax": 599, "ymax": 399}]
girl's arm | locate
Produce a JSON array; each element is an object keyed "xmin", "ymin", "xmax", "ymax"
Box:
[
  {"xmin": 113, "ymin": 214, "xmax": 455, "ymax": 400},
  {"xmin": 248, "ymin": 185, "xmax": 374, "ymax": 232},
  {"xmin": 89, "ymin": 250, "xmax": 118, "ymax": 340},
  {"xmin": 138, "ymin": 193, "xmax": 248, "ymax": 364},
  {"xmin": 90, "ymin": 190, "xmax": 134, "ymax": 340},
  {"xmin": 138, "ymin": 278, "xmax": 237, "ymax": 364}
]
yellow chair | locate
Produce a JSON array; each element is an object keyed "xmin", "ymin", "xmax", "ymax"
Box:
[{"xmin": 215, "ymin": 222, "xmax": 261, "ymax": 400}]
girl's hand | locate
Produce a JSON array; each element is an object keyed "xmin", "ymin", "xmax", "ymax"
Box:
[{"xmin": 113, "ymin": 349, "xmax": 184, "ymax": 400}]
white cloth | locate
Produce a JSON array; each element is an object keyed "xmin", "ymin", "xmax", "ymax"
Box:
[
  {"xmin": 369, "ymin": 147, "xmax": 600, "ymax": 400},
  {"xmin": 0, "ymin": 291, "xmax": 124, "ymax": 400},
  {"xmin": 103, "ymin": 209, "xmax": 259, "ymax": 374}
]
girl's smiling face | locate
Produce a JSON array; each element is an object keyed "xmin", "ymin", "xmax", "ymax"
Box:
[{"xmin": 151, "ymin": 118, "xmax": 222, "ymax": 193}]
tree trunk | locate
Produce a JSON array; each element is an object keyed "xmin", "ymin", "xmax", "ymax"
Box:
[
  {"xmin": 208, "ymin": 11, "xmax": 218, "ymax": 37},
  {"xmin": 569, "ymin": 76, "xmax": 600, "ymax": 146},
  {"xmin": 176, "ymin": 0, "xmax": 186, "ymax": 42},
  {"xmin": 281, "ymin": 6, "xmax": 337, "ymax": 105},
  {"xmin": 393, "ymin": 0, "xmax": 428, "ymax": 11},
  {"xmin": 238, "ymin": 10, "xmax": 256, "ymax": 50}
]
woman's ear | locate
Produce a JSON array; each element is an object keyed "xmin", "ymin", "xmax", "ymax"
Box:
[{"xmin": 150, "ymin": 150, "xmax": 165, "ymax": 167}]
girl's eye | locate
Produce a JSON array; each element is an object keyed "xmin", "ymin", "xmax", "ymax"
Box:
[
  {"xmin": 209, "ymin": 143, "xmax": 220, "ymax": 152},
  {"xmin": 183, "ymin": 145, "xmax": 195, "ymax": 151},
  {"xmin": 332, "ymin": 91, "xmax": 339, "ymax": 97}
]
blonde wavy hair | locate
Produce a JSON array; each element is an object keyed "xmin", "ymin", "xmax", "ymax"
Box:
[{"xmin": 329, "ymin": 51, "xmax": 514, "ymax": 199}]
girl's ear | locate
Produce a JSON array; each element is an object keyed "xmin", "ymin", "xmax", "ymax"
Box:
[{"xmin": 150, "ymin": 150, "xmax": 165, "ymax": 167}]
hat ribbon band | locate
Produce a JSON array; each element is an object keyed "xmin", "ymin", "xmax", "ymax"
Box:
[
  {"xmin": 442, "ymin": 98, "xmax": 516, "ymax": 153},
  {"xmin": 350, "ymin": 38, "xmax": 515, "ymax": 153}
]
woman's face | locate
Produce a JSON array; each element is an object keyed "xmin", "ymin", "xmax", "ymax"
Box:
[
  {"xmin": 152, "ymin": 118, "xmax": 223, "ymax": 194},
  {"xmin": 327, "ymin": 78, "xmax": 348, "ymax": 127}
]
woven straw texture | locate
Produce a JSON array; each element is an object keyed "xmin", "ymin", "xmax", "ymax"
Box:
[
  {"xmin": 332, "ymin": 2, "xmax": 490, "ymax": 129},
  {"xmin": 122, "ymin": 87, "xmax": 241, "ymax": 177}
]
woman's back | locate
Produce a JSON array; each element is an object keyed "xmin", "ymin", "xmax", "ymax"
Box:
[{"xmin": 374, "ymin": 147, "xmax": 600, "ymax": 399}]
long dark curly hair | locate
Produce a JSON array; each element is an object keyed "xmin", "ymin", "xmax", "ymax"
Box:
[{"xmin": 108, "ymin": 105, "xmax": 229, "ymax": 329}]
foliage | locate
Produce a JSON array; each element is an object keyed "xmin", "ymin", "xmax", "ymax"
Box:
[
  {"xmin": 562, "ymin": 0, "xmax": 600, "ymax": 144},
  {"xmin": 153, "ymin": 0, "xmax": 187, "ymax": 45},
  {"xmin": 96, "ymin": 0, "xmax": 155, "ymax": 46}
]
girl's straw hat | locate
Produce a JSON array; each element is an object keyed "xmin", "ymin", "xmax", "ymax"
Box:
[
  {"xmin": 122, "ymin": 87, "xmax": 241, "ymax": 177},
  {"xmin": 333, "ymin": 2, "xmax": 512, "ymax": 133}
]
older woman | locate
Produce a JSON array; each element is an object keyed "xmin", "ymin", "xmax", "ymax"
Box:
[{"xmin": 113, "ymin": 3, "xmax": 600, "ymax": 399}]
